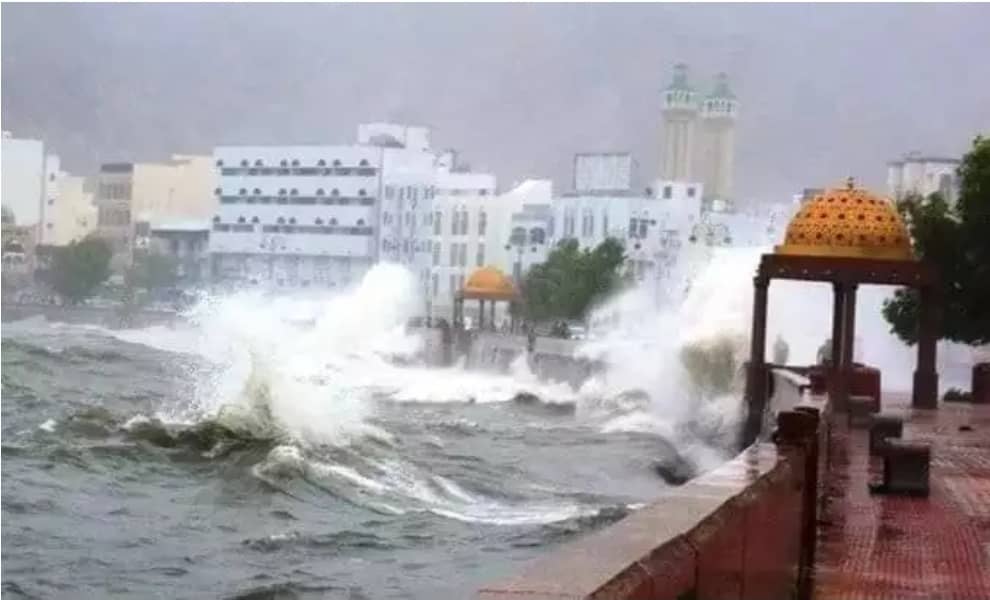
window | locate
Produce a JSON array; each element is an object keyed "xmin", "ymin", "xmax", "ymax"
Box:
[
  {"xmin": 289, "ymin": 217, "xmax": 297, "ymax": 225},
  {"xmin": 433, "ymin": 243, "xmax": 441, "ymax": 266},
  {"xmin": 663, "ymin": 185, "xmax": 673, "ymax": 199},
  {"xmin": 241, "ymin": 159, "xmax": 250, "ymax": 167},
  {"xmin": 49, "ymin": 173, "xmax": 56, "ymax": 182},
  {"xmin": 47, "ymin": 198, "xmax": 54, "ymax": 206},
  {"xmin": 386, "ymin": 186, "xmax": 395, "ymax": 199},
  {"xmin": 432, "ymin": 274, "xmax": 439, "ymax": 298},
  {"xmin": 450, "ymin": 243, "xmax": 457, "ymax": 266},
  {"xmin": 459, "ymin": 243, "xmax": 467, "ymax": 266},
  {"xmin": 603, "ymin": 212, "xmax": 609, "ymax": 237},
  {"xmin": 480, "ymin": 189, "xmax": 488, "ymax": 196},
  {"xmin": 449, "ymin": 275, "xmax": 457, "ymax": 297},
  {"xmin": 331, "ymin": 189, "xmax": 340, "ymax": 197},
  {"xmin": 478, "ymin": 211, "xmax": 487, "ymax": 236},
  {"xmin": 237, "ymin": 216, "xmax": 246, "ymax": 224},
  {"xmin": 254, "ymin": 160, "xmax": 263, "ymax": 167},
  {"xmin": 461, "ymin": 210, "xmax": 469, "ymax": 235},
  {"xmin": 639, "ymin": 220, "xmax": 648, "ymax": 239},
  {"xmin": 213, "ymin": 215, "xmax": 221, "ymax": 223},
  {"xmin": 291, "ymin": 159, "xmax": 300, "ymax": 167},
  {"xmin": 239, "ymin": 188, "xmax": 248, "ymax": 196},
  {"xmin": 316, "ymin": 188, "xmax": 325, "ymax": 196},
  {"xmin": 252, "ymin": 216, "xmax": 260, "ymax": 224},
  {"xmin": 317, "ymin": 159, "xmax": 327, "ymax": 167},
  {"xmin": 476, "ymin": 244, "xmax": 485, "ymax": 267},
  {"xmin": 330, "ymin": 218, "xmax": 338, "ymax": 226},
  {"xmin": 629, "ymin": 218, "xmax": 637, "ymax": 238},
  {"xmin": 510, "ymin": 226, "xmax": 526, "ymax": 246},
  {"xmin": 277, "ymin": 217, "xmax": 286, "ymax": 224},
  {"xmin": 357, "ymin": 218, "xmax": 365, "ymax": 226},
  {"xmin": 216, "ymin": 159, "xmax": 224, "ymax": 167},
  {"xmin": 434, "ymin": 211, "xmax": 442, "ymax": 235},
  {"xmin": 290, "ymin": 188, "xmax": 298, "ymax": 196},
  {"xmin": 333, "ymin": 159, "xmax": 342, "ymax": 167},
  {"xmin": 451, "ymin": 211, "xmax": 459, "ymax": 236},
  {"xmin": 359, "ymin": 159, "xmax": 369, "ymax": 167},
  {"xmin": 687, "ymin": 187, "xmax": 696, "ymax": 198},
  {"xmin": 529, "ymin": 228, "xmax": 546, "ymax": 245},
  {"xmin": 315, "ymin": 218, "xmax": 324, "ymax": 225},
  {"xmin": 358, "ymin": 189, "xmax": 367, "ymax": 197}
]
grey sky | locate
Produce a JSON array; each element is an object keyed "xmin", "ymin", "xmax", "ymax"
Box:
[{"xmin": 3, "ymin": 3, "xmax": 988, "ymax": 202}]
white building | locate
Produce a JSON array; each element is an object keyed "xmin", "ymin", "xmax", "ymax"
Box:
[
  {"xmin": 209, "ymin": 144, "xmax": 382, "ymax": 289},
  {"xmin": 48, "ymin": 175, "xmax": 97, "ymax": 246},
  {"xmin": 1, "ymin": 133, "xmax": 46, "ymax": 235},
  {"xmin": 887, "ymin": 152, "xmax": 960, "ymax": 204}
]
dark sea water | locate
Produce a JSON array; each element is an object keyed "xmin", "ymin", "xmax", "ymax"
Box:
[{"xmin": 1, "ymin": 313, "xmax": 679, "ymax": 600}]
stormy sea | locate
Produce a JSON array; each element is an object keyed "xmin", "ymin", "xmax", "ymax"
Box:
[{"xmin": 1, "ymin": 250, "xmax": 937, "ymax": 599}]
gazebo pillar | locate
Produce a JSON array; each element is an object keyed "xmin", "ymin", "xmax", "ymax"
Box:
[
  {"xmin": 478, "ymin": 299, "xmax": 486, "ymax": 330},
  {"xmin": 835, "ymin": 283, "xmax": 858, "ymax": 411},
  {"xmin": 913, "ymin": 285, "xmax": 939, "ymax": 409},
  {"xmin": 743, "ymin": 275, "xmax": 770, "ymax": 446},
  {"xmin": 830, "ymin": 283, "xmax": 845, "ymax": 369},
  {"xmin": 490, "ymin": 300, "xmax": 496, "ymax": 331}
]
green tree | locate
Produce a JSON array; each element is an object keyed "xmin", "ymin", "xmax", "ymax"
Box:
[
  {"xmin": 522, "ymin": 237, "xmax": 627, "ymax": 322},
  {"xmin": 882, "ymin": 136, "xmax": 990, "ymax": 345},
  {"xmin": 48, "ymin": 236, "xmax": 112, "ymax": 303}
]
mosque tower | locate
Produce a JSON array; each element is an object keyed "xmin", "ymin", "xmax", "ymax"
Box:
[
  {"xmin": 659, "ymin": 64, "xmax": 699, "ymax": 181},
  {"xmin": 696, "ymin": 72, "xmax": 739, "ymax": 204}
]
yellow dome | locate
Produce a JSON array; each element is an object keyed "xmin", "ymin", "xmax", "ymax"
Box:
[
  {"xmin": 776, "ymin": 181, "xmax": 914, "ymax": 261},
  {"xmin": 462, "ymin": 266, "xmax": 517, "ymax": 300}
]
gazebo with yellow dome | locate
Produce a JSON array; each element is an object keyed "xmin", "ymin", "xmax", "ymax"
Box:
[
  {"xmin": 742, "ymin": 179, "xmax": 940, "ymax": 445},
  {"xmin": 452, "ymin": 266, "xmax": 521, "ymax": 332}
]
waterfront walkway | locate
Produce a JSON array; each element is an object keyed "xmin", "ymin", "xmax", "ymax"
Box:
[{"xmin": 814, "ymin": 396, "xmax": 990, "ymax": 599}]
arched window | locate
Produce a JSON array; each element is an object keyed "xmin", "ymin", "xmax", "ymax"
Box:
[
  {"xmin": 237, "ymin": 216, "xmax": 246, "ymax": 224},
  {"xmin": 239, "ymin": 188, "xmax": 247, "ymax": 196},
  {"xmin": 461, "ymin": 210, "xmax": 470, "ymax": 235},
  {"xmin": 290, "ymin": 188, "xmax": 298, "ymax": 196},
  {"xmin": 478, "ymin": 210, "xmax": 487, "ymax": 235},
  {"xmin": 254, "ymin": 159, "xmax": 263, "ymax": 167},
  {"xmin": 315, "ymin": 218, "xmax": 324, "ymax": 225},
  {"xmin": 434, "ymin": 211, "xmax": 442, "ymax": 236},
  {"xmin": 529, "ymin": 227, "xmax": 546, "ymax": 245},
  {"xmin": 332, "ymin": 159, "xmax": 342, "ymax": 167},
  {"xmin": 240, "ymin": 159, "xmax": 249, "ymax": 167},
  {"xmin": 212, "ymin": 215, "xmax": 221, "ymax": 223},
  {"xmin": 317, "ymin": 159, "xmax": 327, "ymax": 167},
  {"xmin": 280, "ymin": 159, "xmax": 288, "ymax": 167},
  {"xmin": 510, "ymin": 226, "xmax": 527, "ymax": 246},
  {"xmin": 358, "ymin": 189, "xmax": 367, "ymax": 197},
  {"xmin": 253, "ymin": 188, "xmax": 262, "ymax": 195},
  {"xmin": 277, "ymin": 217, "xmax": 286, "ymax": 224},
  {"xmin": 215, "ymin": 159, "xmax": 224, "ymax": 167},
  {"xmin": 251, "ymin": 216, "xmax": 260, "ymax": 224},
  {"xmin": 331, "ymin": 189, "xmax": 340, "ymax": 197},
  {"xmin": 330, "ymin": 218, "xmax": 338, "ymax": 226},
  {"xmin": 359, "ymin": 159, "xmax": 369, "ymax": 167},
  {"xmin": 214, "ymin": 187, "xmax": 222, "ymax": 196},
  {"xmin": 278, "ymin": 188, "xmax": 287, "ymax": 196},
  {"xmin": 357, "ymin": 219, "xmax": 365, "ymax": 226},
  {"xmin": 288, "ymin": 217, "xmax": 297, "ymax": 225},
  {"xmin": 291, "ymin": 159, "xmax": 300, "ymax": 167},
  {"xmin": 316, "ymin": 188, "xmax": 325, "ymax": 196}
]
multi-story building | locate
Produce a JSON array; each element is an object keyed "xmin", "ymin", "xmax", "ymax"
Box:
[
  {"xmin": 49, "ymin": 175, "xmax": 97, "ymax": 246},
  {"xmin": 659, "ymin": 64, "xmax": 699, "ymax": 182},
  {"xmin": 149, "ymin": 221, "xmax": 210, "ymax": 287},
  {"xmin": 887, "ymin": 152, "xmax": 960, "ymax": 204},
  {"xmin": 208, "ymin": 144, "xmax": 382, "ymax": 289},
  {"xmin": 95, "ymin": 155, "xmax": 215, "ymax": 274}
]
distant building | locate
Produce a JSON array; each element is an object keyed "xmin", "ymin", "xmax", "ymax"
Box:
[
  {"xmin": 95, "ymin": 155, "xmax": 216, "ymax": 273},
  {"xmin": 658, "ymin": 66, "xmax": 739, "ymax": 205},
  {"xmin": 1, "ymin": 206, "xmax": 37, "ymax": 288},
  {"xmin": 573, "ymin": 153, "xmax": 636, "ymax": 193},
  {"xmin": 148, "ymin": 221, "xmax": 210, "ymax": 286},
  {"xmin": 209, "ymin": 144, "xmax": 382, "ymax": 289},
  {"xmin": 1, "ymin": 133, "xmax": 46, "ymax": 237},
  {"xmin": 49, "ymin": 175, "xmax": 98, "ymax": 246},
  {"xmin": 887, "ymin": 152, "xmax": 960, "ymax": 204}
]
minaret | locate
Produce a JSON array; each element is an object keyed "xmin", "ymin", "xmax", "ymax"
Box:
[
  {"xmin": 697, "ymin": 73, "xmax": 739, "ymax": 204},
  {"xmin": 660, "ymin": 64, "xmax": 699, "ymax": 182}
]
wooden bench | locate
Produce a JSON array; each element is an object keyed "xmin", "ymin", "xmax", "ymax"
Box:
[
  {"xmin": 867, "ymin": 417, "xmax": 931, "ymax": 497},
  {"xmin": 848, "ymin": 394, "xmax": 876, "ymax": 428},
  {"xmin": 868, "ymin": 414, "xmax": 904, "ymax": 456}
]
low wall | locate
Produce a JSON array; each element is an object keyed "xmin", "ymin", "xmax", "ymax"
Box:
[
  {"xmin": 478, "ymin": 405, "xmax": 827, "ymax": 600},
  {"xmin": 1, "ymin": 302, "xmax": 180, "ymax": 329}
]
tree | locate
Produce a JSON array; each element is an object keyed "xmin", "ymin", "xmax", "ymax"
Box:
[
  {"xmin": 48, "ymin": 236, "xmax": 112, "ymax": 303},
  {"xmin": 882, "ymin": 136, "xmax": 990, "ymax": 345},
  {"xmin": 522, "ymin": 237, "xmax": 627, "ymax": 322}
]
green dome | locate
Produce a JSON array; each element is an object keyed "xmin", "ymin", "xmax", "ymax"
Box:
[
  {"xmin": 708, "ymin": 72, "xmax": 736, "ymax": 100},
  {"xmin": 665, "ymin": 63, "xmax": 693, "ymax": 92}
]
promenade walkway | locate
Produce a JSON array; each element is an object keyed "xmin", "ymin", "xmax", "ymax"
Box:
[{"xmin": 813, "ymin": 396, "xmax": 990, "ymax": 599}]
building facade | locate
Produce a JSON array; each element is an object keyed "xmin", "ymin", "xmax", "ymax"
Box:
[
  {"xmin": 1, "ymin": 133, "xmax": 46, "ymax": 238},
  {"xmin": 49, "ymin": 175, "xmax": 97, "ymax": 247},
  {"xmin": 659, "ymin": 64, "xmax": 699, "ymax": 182},
  {"xmin": 887, "ymin": 153, "xmax": 960, "ymax": 204},
  {"xmin": 208, "ymin": 145, "xmax": 382, "ymax": 289},
  {"xmin": 696, "ymin": 74, "xmax": 738, "ymax": 204},
  {"xmin": 148, "ymin": 221, "xmax": 210, "ymax": 286}
]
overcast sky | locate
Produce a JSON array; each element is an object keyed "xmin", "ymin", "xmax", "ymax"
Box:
[{"xmin": 3, "ymin": 3, "xmax": 988, "ymax": 202}]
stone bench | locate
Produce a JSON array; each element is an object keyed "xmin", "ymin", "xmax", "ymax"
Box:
[
  {"xmin": 870, "ymin": 438, "xmax": 931, "ymax": 497},
  {"xmin": 848, "ymin": 395, "xmax": 877, "ymax": 428},
  {"xmin": 869, "ymin": 414, "xmax": 904, "ymax": 456}
]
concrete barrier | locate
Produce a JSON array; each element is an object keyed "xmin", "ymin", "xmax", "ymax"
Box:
[{"xmin": 478, "ymin": 418, "xmax": 822, "ymax": 600}]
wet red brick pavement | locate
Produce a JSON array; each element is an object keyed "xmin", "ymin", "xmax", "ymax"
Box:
[{"xmin": 813, "ymin": 396, "xmax": 990, "ymax": 599}]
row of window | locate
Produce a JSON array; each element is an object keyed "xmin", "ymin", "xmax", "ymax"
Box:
[
  {"xmin": 220, "ymin": 166, "xmax": 378, "ymax": 177},
  {"xmin": 212, "ymin": 223, "xmax": 374, "ymax": 236},
  {"xmin": 219, "ymin": 187, "xmax": 371, "ymax": 197},
  {"xmin": 219, "ymin": 158, "xmax": 373, "ymax": 168},
  {"xmin": 509, "ymin": 227, "xmax": 547, "ymax": 246},
  {"xmin": 98, "ymin": 206, "xmax": 131, "ymax": 227},
  {"xmin": 219, "ymin": 196, "xmax": 376, "ymax": 206},
  {"xmin": 214, "ymin": 215, "xmax": 366, "ymax": 227}
]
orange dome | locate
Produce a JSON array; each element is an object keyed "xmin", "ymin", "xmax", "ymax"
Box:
[
  {"xmin": 776, "ymin": 180, "xmax": 914, "ymax": 261},
  {"xmin": 461, "ymin": 266, "xmax": 517, "ymax": 300}
]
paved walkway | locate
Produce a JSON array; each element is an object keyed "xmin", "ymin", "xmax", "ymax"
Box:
[{"xmin": 813, "ymin": 397, "xmax": 990, "ymax": 599}]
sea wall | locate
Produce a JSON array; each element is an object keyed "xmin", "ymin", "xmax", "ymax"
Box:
[
  {"xmin": 478, "ymin": 370, "xmax": 827, "ymax": 600},
  {"xmin": 1, "ymin": 303, "xmax": 179, "ymax": 329}
]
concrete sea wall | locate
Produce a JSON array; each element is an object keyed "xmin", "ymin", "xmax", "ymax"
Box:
[
  {"xmin": 1, "ymin": 303, "xmax": 180, "ymax": 329},
  {"xmin": 479, "ymin": 369, "xmax": 826, "ymax": 600}
]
